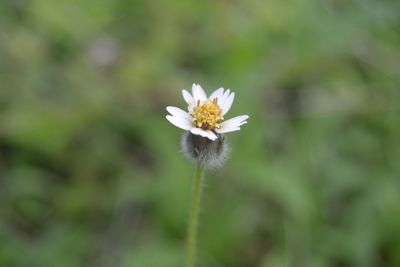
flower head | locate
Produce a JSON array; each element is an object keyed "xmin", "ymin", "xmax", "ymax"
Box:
[{"xmin": 166, "ymin": 83, "xmax": 249, "ymax": 141}]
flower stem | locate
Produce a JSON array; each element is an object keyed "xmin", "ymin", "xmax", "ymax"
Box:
[{"xmin": 186, "ymin": 163, "xmax": 205, "ymax": 267}]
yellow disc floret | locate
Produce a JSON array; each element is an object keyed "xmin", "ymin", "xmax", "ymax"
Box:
[{"xmin": 192, "ymin": 98, "xmax": 223, "ymax": 130}]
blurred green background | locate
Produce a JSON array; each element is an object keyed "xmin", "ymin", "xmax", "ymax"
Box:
[{"xmin": 1, "ymin": 0, "xmax": 400, "ymax": 266}]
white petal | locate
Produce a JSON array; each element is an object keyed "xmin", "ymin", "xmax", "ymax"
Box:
[
  {"xmin": 209, "ymin": 87, "xmax": 224, "ymax": 101},
  {"xmin": 166, "ymin": 106, "xmax": 192, "ymax": 118},
  {"xmin": 190, "ymin": 128, "xmax": 218, "ymax": 141},
  {"xmin": 220, "ymin": 115, "xmax": 249, "ymax": 128},
  {"xmin": 218, "ymin": 89, "xmax": 231, "ymax": 106},
  {"xmin": 192, "ymin": 83, "xmax": 207, "ymax": 103},
  {"xmin": 166, "ymin": 115, "xmax": 193, "ymax": 131},
  {"xmin": 216, "ymin": 115, "xmax": 249, "ymax": 134},
  {"xmin": 221, "ymin": 92, "xmax": 235, "ymax": 115},
  {"xmin": 182, "ymin": 90, "xmax": 194, "ymax": 105},
  {"xmin": 182, "ymin": 90, "xmax": 195, "ymax": 112},
  {"xmin": 215, "ymin": 126, "xmax": 241, "ymax": 134}
]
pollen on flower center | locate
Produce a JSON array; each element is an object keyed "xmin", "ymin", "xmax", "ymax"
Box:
[{"xmin": 192, "ymin": 98, "xmax": 223, "ymax": 130}]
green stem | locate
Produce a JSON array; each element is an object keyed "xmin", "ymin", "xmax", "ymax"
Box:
[{"xmin": 186, "ymin": 163, "xmax": 205, "ymax": 267}]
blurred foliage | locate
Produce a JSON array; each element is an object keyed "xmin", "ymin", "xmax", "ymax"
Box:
[{"xmin": 0, "ymin": 0, "xmax": 400, "ymax": 267}]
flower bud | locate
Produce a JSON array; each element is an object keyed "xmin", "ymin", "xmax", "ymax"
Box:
[{"xmin": 181, "ymin": 132, "xmax": 230, "ymax": 169}]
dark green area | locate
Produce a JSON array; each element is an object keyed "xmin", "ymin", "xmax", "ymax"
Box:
[{"xmin": 1, "ymin": 0, "xmax": 399, "ymax": 266}]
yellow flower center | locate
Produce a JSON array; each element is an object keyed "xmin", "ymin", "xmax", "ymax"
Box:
[{"xmin": 192, "ymin": 99, "xmax": 223, "ymax": 130}]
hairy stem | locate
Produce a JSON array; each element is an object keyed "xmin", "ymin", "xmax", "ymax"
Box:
[{"xmin": 186, "ymin": 163, "xmax": 205, "ymax": 267}]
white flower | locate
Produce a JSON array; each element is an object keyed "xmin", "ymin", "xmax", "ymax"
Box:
[{"xmin": 166, "ymin": 83, "xmax": 249, "ymax": 141}]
